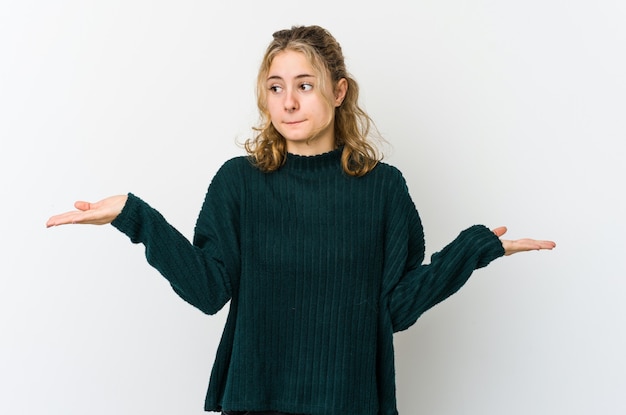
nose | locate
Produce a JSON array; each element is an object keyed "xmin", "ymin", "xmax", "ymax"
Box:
[{"xmin": 284, "ymin": 89, "xmax": 298, "ymax": 112}]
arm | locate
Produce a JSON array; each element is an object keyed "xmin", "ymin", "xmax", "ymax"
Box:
[
  {"xmin": 384, "ymin": 174, "xmax": 555, "ymax": 332},
  {"xmin": 389, "ymin": 223, "xmax": 504, "ymax": 332},
  {"xmin": 45, "ymin": 160, "xmax": 243, "ymax": 315},
  {"xmin": 110, "ymin": 193, "xmax": 233, "ymax": 315}
]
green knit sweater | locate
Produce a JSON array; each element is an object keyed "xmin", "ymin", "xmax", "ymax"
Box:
[{"xmin": 111, "ymin": 148, "xmax": 504, "ymax": 415}]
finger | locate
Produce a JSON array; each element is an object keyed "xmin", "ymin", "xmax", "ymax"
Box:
[
  {"xmin": 74, "ymin": 201, "xmax": 93, "ymax": 211},
  {"xmin": 492, "ymin": 226, "xmax": 507, "ymax": 238},
  {"xmin": 46, "ymin": 211, "xmax": 83, "ymax": 227},
  {"xmin": 502, "ymin": 238, "xmax": 556, "ymax": 255},
  {"xmin": 518, "ymin": 238, "xmax": 556, "ymax": 251},
  {"xmin": 536, "ymin": 240, "xmax": 556, "ymax": 250}
]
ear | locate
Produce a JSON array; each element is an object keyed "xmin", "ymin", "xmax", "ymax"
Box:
[{"xmin": 334, "ymin": 78, "xmax": 348, "ymax": 107}]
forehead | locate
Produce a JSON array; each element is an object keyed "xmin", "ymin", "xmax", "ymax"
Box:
[{"xmin": 268, "ymin": 50, "xmax": 317, "ymax": 78}]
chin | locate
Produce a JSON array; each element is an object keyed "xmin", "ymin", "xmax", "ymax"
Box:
[{"xmin": 282, "ymin": 134, "xmax": 311, "ymax": 144}]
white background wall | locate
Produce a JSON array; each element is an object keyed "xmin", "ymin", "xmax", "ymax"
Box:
[{"xmin": 1, "ymin": 1, "xmax": 624, "ymax": 414}]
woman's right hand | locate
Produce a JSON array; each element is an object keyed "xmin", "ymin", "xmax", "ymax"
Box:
[{"xmin": 46, "ymin": 195, "xmax": 128, "ymax": 227}]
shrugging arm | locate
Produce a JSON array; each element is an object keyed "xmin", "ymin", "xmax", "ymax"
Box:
[
  {"xmin": 383, "ymin": 171, "xmax": 504, "ymax": 332},
  {"xmin": 389, "ymin": 223, "xmax": 505, "ymax": 332},
  {"xmin": 111, "ymin": 161, "xmax": 241, "ymax": 315},
  {"xmin": 111, "ymin": 194, "xmax": 231, "ymax": 314}
]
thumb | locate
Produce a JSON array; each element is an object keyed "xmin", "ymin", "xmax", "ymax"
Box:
[
  {"xmin": 74, "ymin": 201, "xmax": 93, "ymax": 211},
  {"xmin": 492, "ymin": 226, "xmax": 507, "ymax": 238}
]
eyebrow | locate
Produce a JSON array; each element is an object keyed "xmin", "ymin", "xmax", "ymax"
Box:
[{"xmin": 266, "ymin": 73, "xmax": 316, "ymax": 82}]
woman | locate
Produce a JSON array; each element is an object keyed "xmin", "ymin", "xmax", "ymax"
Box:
[{"xmin": 47, "ymin": 25, "xmax": 555, "ymax": 415}]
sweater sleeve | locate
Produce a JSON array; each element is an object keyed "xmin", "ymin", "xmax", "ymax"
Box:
[
  {"xmin": 111, "ymin": 159, "xmax": 242, "ymax": 315},
  {"xmin": 386, "ymin": 175, "xmax": 505, "ymax": 332}
]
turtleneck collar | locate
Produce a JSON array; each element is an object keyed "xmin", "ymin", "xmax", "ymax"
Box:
[{"xmin": 283, "ymin": 147, "xmax": 343, "ymax": 172}]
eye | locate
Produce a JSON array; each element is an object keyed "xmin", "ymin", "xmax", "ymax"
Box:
[
  {"xmin": 268, "ymin": 85, "xmax": 283, "ymax": 93},
  {"xmin": 300, "ymin": 83, "xmax": 313, "ymax": 91}
]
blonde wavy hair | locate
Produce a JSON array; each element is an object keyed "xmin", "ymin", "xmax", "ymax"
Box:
[{"xmin": 245, "ymin": 25, "xmax": 382, "ymax": 177}]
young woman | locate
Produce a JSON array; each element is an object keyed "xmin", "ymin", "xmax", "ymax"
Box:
[{"xmin": 46, "ymin": 25, "xmax": 555, "ymax": 415}]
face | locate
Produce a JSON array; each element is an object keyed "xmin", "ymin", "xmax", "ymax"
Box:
[{"xmin": 265, "ymin": 50, "xmax": 347, "ymax": 155}]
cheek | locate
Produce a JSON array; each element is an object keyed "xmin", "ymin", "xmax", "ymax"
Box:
[
  {"xmin": 266, "ymin": 100, "xmax": 280, "ymax": 120},
  {"xmin": 310, "ymin": 99, "xmax": 334, "ymax": 120},
  {"xmin": 313, "ymin": 93, "xmax": 334, "ymax": 114},
  {"xmin": 267, "ymin": 93, "xmax": 284, "ymax": 109},
  {"xmin": 266, "ymin": 102, "xmax": 283, "ymax": 129}
]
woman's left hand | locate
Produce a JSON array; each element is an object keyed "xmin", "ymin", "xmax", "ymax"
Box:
[{"xmin": 492, "ymin": 226, "xmax": 556, "ymax": 256}]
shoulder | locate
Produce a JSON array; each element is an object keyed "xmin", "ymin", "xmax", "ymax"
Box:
[
  {"xmin": 211, "ymin": 156, "xmax": 259, "ymax": 182},
  {"xmin": 371, "ymin": 161, "xmax": 403, "ymax": 177},
  {"xmin": 369, "ymin": 161, "xmax": 410, "ymax": 191},
  {"xmin": 217, "ymin": 155, "xmax": 255, "ymax": 173},
  {"xmin": 202, "ymin": 156, "xmax": 256, "ymax": 199},
  {"xmin": 367, "ymin": 162, "xmax": 419, "ymax": 216}
]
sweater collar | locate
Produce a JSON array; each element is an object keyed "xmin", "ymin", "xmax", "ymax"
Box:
[{"xmin": 283, "ymin": 147, "xmax": 343, "ymax": 171}]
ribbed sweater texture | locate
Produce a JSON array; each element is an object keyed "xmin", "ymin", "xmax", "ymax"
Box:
[{"xmin": 111, "ymin": 148, "xmax": 505, "ymax": 415}]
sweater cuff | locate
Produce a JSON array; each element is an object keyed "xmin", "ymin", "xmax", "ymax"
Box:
[
  {"xmin": 111, "ymin": 192, "xmax": 145, "ymax": 244},
  {"xmin": 462, "ymin": 224, "xmax": 505, "ymax": 268}
]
